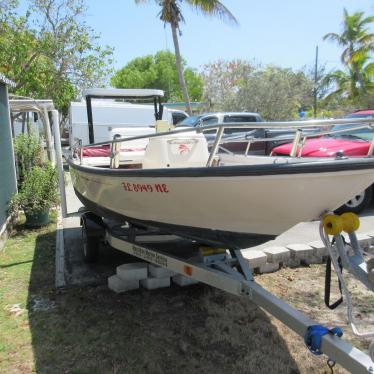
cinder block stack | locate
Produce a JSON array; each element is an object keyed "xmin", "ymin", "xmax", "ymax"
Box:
[{"xmin": 108, "ymin": 262, "xmax": 198, "ymax": 293}]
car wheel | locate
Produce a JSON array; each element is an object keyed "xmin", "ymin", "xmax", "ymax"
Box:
[{"xmin": 335, "ymin": 186, "xmax": 373, "ymax": 214}]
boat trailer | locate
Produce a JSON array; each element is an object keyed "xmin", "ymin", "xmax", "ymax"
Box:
[{"xmin": 81, "ymin": 211, "xmax": 374, "ymax": 373}]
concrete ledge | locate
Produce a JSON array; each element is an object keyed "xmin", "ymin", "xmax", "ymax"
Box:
[
  {"xmin": 108, "ymin": 275, "xmax": 139, "ymax": 293},
  {"xmin": 308, "ymin": 241, "xmax": 327, "ymax": 257},
  {"xmin": 117, "ymin": 262, "xmax": 148, "ymax": 281},
  {"xmin": 55, "ymin": 207, "xmax": 66, "ymax": 288},
  {"xmin": 263, "ymin": 246, "xmax": 290, "ymax": 263},
  {"xmin": 286, "ymin": 244, "xmax": 315, "ymax": 259},
  {"xmin": 242, "ymin": 250, "xmax": 267, "ymax": 268},
  {"xmin": 259, "ymin": 262, "xmax": 280, "ymax": 273},
  {"xmin": 356, "ymin": 233, "xmax": 372, "ymax": 250},
  {"xmin": 285, "ymin": 258, "xmax": 301, "ymax": 268}
]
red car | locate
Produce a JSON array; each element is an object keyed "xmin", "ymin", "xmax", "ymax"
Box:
[{"xmin": 271, "ymin": 110, "xmax": 374, "ymax": 213}]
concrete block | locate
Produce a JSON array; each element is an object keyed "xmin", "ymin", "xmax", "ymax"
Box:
[
  {"xmin": 343, "ymin": 233, "xmax": 371, "ymax": 251},
  {"xmin": 108, "ymin": 275, "xmax": 139, "ymax": 293},
  {"xmin": 141, "ymin": 276, "xmax": 170, "ymax": 290},
  {"xmin": 365, "ymin": 231, "xmax": 374, "ymax": 240},
  {"xmin": 367, "ymin": 246, "xmax": 374, "ymax": 254},
  {"xmin": 285, "ymin": 258, "xmax": 301, "ymax": 268},
  {"xmin": 172, "ymin": 274, "xmax": 199, "ymax": 287},
  {"xmin": 263, "ymin": 246, "xmax": 290, "ymax": 263},
  {"xmin": 241, "ymin": 250, "xmax": 267, "ymax": 268},
  {"xmin": 148, "ymin": 264, "xmax": 176, "ymax": 278},
  {"xmin": 259, "ymin": 262, "xmax": 279, "ymax": 273},
  {"xmin": 356, "ymin": 234, "xmax": 372, "ymax": 251},
  {"xmin": 304, "ymin": 255, "xmax": 324, "ymax": 265},
  {"xmin": 117, "ymin": 262, "xmax": 148, "ymax": 281},
  {"xmin": 286, "ymin": 244, "xmax": 315, "ymax": 260},
  {"xmin": 308, "ymin": 241, "xmax": 328, "ymax": 257}
]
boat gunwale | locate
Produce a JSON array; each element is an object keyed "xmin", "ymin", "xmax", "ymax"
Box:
[{"xmin": 67, "ymin": 157, "xmax": 374, "ymax": 178}]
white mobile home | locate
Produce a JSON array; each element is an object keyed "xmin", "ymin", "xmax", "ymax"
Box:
[{"xmin": 68, "ymin": 99, "xmax": 188, "ymax": 147}]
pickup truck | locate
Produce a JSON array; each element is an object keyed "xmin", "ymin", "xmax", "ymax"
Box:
[
  {"xmin": 271, "ymin": 110, "xmax": 374, "ymax": 213},
  {"xmin": 177, "ymin": 112, "xmax": 304, "ymax": 155}
]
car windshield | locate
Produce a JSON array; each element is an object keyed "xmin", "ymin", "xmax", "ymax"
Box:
[
  {"xmin": 331, "ymin": 124, "xmax": 374, "ymax": 141},
  {"xmin": 345, "ymin": 113, "xmax": 374, "ymax": 119},
  {"xmin": 177, "ymin": 116, "xmax": 201, "ymax": 127},
  {"xmin": 329, "ymin": 112, "xmax": 374, "ymax": 141}
]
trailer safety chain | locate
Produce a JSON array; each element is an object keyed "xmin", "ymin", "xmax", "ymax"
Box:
[
  {"xmin": 324, "ymin": 238, "xmax": 344, "ymax": 310},
  {"xmin": 304, "ymin": 325, "xmax": 343, "ymax": 355}
]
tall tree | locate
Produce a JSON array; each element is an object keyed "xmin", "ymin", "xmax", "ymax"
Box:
[
  {"xmin": 111, "ymin": 50, "xmax": 203, "ymax": 102},
  {"xmin": 0, "ymin": 0, "xmax": 113, "ymax": 117},
  {"xmin": 323, "ymin": 9, "xmax": 374, "ymax": 107},
  {"xmin": 202, "ymin": 59, "xmax": 253, "ymax": 110},
  {"xmin": 202, "ymin": 60, "xmax": 314, "ymax": 120},
  {"xmin": 135, "ymin": 0, "xmax": 237, "ymax": 114},
  {"xmin": 322, "ymin": 55, "xmax": 374, "ymax": 108}
]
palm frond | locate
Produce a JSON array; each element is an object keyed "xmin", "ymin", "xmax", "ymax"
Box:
[
  {"xmin": 186, "ymin": 0, "xmax": 238, "ymax": 26},
  {"xmin": 323, "ymin": 32, "xmax": 343, "ymax": 44}
]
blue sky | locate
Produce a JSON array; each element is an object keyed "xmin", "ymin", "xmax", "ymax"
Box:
[{"xmin": 85, "ymin": 0, "xmax": 374, "ymax": 74}]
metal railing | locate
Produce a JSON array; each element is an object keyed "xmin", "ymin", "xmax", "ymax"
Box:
[{"xmin": 72, "ymin": 117, "xmax": 374, "ymax": 167}]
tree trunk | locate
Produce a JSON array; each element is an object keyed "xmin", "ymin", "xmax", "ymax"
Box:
[{"xmin": 170, "ymin": 23, "xmax": 192, "ymax": 115}]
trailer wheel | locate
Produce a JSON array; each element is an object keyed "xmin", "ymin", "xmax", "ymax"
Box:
[
  {"xmin": 81, "ymin": 219, "xmax": 100, "ymax": 263},
  {"xmin": 335, "ymin": 187, "xmax": 373, "ymax": 214}
]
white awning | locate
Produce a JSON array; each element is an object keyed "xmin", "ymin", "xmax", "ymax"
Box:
[
  {"xmin": 9, "ymin": 99, "xmax": 55, "ymax": 113},
  {"xmin": 83, "ymin": 88, "xmax": 164, "ymax": 98}
]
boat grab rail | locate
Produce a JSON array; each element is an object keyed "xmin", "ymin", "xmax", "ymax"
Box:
[
  {"xmin": 212, "ymin": 122, "xmax": 374, "ymax": 157},
  {"xmin": 73, "ymin": 117, "xmax": 374, "ymax": 166}
]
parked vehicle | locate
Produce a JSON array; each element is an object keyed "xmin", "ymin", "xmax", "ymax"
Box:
[
  {"xmin": 271, "ymin": 110, "xmax": 374, "ymax": 213},
  {"xmin": 68, "ymin": 98, "xmax": 188, "ymax": 147},
  {"xmin": 178, "ymin": 112, "xmax": 317, "ymax": 154}
]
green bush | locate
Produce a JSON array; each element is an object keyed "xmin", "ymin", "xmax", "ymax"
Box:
[
  {"xmin": 13, "ymin": 133, "xmax": 43, "ymax": 183},
  {"xmin": 10, "ymin": 164, "xmax": 59, "ymax": 214}
]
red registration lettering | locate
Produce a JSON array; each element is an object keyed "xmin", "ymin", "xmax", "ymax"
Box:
[{"xmin": 122, "ymin": 182, "xmax": 169, "ymax": 193}]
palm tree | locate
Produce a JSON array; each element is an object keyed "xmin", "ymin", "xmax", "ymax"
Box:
[
  {"xmin": 135, "ymin": 0, "xmax": 237, "ymax": 115},
  {"xmin": 323, "ymin": 55, "xmax": 374, "ymax": 107},
  {"xmin": 323, "ymin": 9, "xmax": 374, "ymax": 106},
  {"xmin": 324, "ymin": 9, "xmax": 374, "ymax": 66}
]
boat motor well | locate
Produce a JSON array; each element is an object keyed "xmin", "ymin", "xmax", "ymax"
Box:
[{"xmin": 142, "ymin": 131, "xmax": 209, "ymax": 169}]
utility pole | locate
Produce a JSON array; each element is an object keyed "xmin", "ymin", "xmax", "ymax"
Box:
[{"xmin": 313, "ymin": 45, "xmax": 318, "ymax": 118}]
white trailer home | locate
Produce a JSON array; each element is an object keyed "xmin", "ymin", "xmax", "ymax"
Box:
[{"xmin": 68, "ymin": 90, "xmax": 188, "ymax": 147}]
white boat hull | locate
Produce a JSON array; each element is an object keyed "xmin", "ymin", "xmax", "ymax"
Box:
[{"xmin": 69, "ymin": 158, "xmax": 374, "ymax": 247}]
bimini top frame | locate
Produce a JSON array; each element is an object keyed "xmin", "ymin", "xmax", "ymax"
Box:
[{"xmin": 83, "ymin": 88, "xmax": 165, "ymax": 144}]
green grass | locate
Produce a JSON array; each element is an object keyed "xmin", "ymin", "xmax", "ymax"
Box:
[
  {"xmin": 0, "ymin": 214, "xmax": 306, "ymax": 374},
  {"xmin": 2, "ymin": 213, "xmax": 367, "ymax": 374},
  {"xmin": 0, "ymin": 213, "xmax": 56, "ymax": 373}
]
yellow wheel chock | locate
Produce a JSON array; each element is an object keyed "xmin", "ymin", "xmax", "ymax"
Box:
[
  {"xmin": 341, "ymin": 212, "xmax": 360, "ymax": 233},
  {"xmin": 323, "ymin": 214, "xmax": 343, "ymax": 236}
]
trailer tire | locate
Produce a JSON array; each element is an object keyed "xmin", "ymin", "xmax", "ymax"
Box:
[
  {"xmin": 81, "ymin": 219, "xmax": 100, "ymax": 263},
  {"xmin": 335, "ymin": 186, "xmax": 373, "ymax": 214}
]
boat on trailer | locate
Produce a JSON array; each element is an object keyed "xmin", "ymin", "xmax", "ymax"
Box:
[
  {"xmin": 67, "ymin": 89, "xmax": 374, "ymax": 373},
  {"xmin": 69, "ymin": 89, "xmax": 374, "ymax": 249}
]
